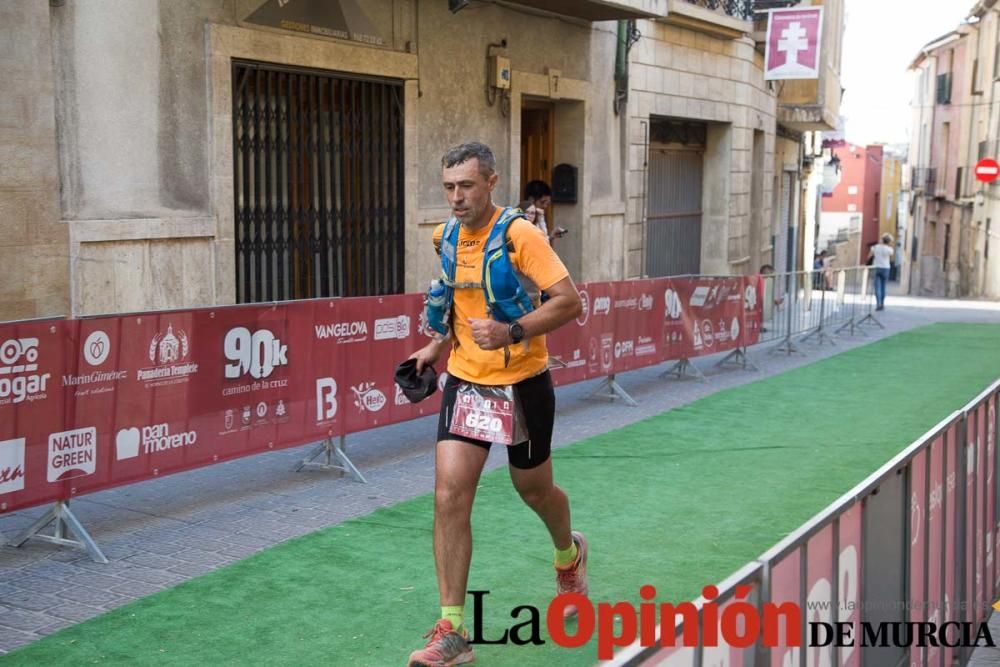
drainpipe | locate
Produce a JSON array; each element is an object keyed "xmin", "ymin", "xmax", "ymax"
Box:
[{"xmin": 613, "ymin": 20, "xmax": 630, "ymax": 115}]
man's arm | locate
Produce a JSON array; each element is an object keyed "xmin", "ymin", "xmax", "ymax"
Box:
[
  {"xmin": 410, "ymin": 332, "xmax": 451, "ymax": 372},
  {"xmin": 468, "ymin": 276, "xmax": 582, "ymax": 351}
]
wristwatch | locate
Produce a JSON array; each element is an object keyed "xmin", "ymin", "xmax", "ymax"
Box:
[{"xmin": 508, "ymin": 321, "xmax": 525, "ymax": 344}]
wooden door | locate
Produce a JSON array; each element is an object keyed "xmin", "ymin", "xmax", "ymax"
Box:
[{"xmin": 520, "ymin": 103, "xmax": 555, "ymax": 228}]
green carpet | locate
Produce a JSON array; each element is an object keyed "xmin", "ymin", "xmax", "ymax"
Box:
[{"xmin": 5, "ymin": 323, "xmax": 1000, "ymax": 666}]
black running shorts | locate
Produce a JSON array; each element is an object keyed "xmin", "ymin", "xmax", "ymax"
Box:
[{"xmin": 437, "ymin": 370, "xmax": 555, "ymax": 469}]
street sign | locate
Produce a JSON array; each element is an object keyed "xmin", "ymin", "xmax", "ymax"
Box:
[{"xmin": 975, "ymin": 158, "xmax": 1000, "ymax": 183}]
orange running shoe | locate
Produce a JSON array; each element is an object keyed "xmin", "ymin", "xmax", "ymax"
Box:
[
  {"xmin": 555, "ymin": 530, "xmax": 589, "ymax": 619},
  {"xmin": 406, "ymin": 619, "xmax": 475, "ymax": 667}
]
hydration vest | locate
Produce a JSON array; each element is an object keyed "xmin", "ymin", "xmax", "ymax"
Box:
[{"xmin": 424, "ymin": 207, "xmax": 537, "ymax": 336}]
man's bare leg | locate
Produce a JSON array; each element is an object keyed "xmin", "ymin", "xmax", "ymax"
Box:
[
  {"xmin": 508, "ymin": 459, "xmax": 572, "ymax": 551},
  {"xmin": 434, "ymin": 439, "xmax": 490, "ymax": 607}
]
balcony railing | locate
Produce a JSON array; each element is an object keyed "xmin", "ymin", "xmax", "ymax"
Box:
[
  {"xmin": 752, "ymin": 0, "xmax": 798, "ymax": 12},
  {"xmin": 911, "ymin": 167, "xmax": 938, "ymax": 193},
  {"xmin": 682, "ymin": 0, "xmax": 754, "ymax": 20}
]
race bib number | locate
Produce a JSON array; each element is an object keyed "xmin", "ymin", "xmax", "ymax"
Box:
[{"xmin": 449, "ymin": 383, "xmax": 524, "ymax": 446}]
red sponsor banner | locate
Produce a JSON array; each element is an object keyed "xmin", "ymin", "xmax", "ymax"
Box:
[
  {"xmin": 769, "ymin": 551, "xmax": 801, "ymax": 667},
  {"xmin": 661, "ymin": 279, "xmax": 689, "ymax": 362},
  {"xmin": 966, "ymin": 425, "xmax": 977, "ymax": 626},
  {"xmin": 976, "ymin": 401, "xmax": 988, "ymax": 624},
  {"xmin": 0, "ymin": 276, "xmax": 766, "ymax": 514},
  {"xmin": 741, "ymin": 276, "xmax": 764, "ymax": 348},
  {"xmin": 571, "ymin": 282, "xmax": 617, "ymax": 382},
  {"xmin": 662, "ymin": 277, "xmax": 747, "ymax": 361},
  {"xmin": 546, "ymin": 281, "xmax": 599, "ymax": 387},
  {"xmin": 909, "ymin": 449, "xmax": 927, "ymax": 667},
  {"xmin": 334, "ymin": 294, "xmax": 445, "ymax": 434},
  {"xmin": 0, "ymin": 319, "xmax": 72, "ymax": 512},
  {"xmin": 838, "ymin": 503, "xmax": 862, "ymax": 667},
  {"xmin": 806, "ymin": 525, "xmax": 834, "ymax": 667},
  {"xmin": 989, "ymin": 394, "xmax": 998, "ymax": 596},
  {"xmin": 706, "ymin": 593, "xmax": 755, "ymax": 667},
  {"xmin": 944, "ymin": 423, "xmax": 959, "ymax": 667},
  {"xmin": 609, "ymin": 279, "xmax": 665, "ymax": 374},
  {"xmin": 927, "ymin": 436, "xmax": 945, "ymax": 667}
]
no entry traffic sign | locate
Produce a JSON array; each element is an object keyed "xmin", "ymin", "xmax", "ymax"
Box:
[{"xmin": 976, "ymin": 158, "xmax": 1000, "ymax": 183}]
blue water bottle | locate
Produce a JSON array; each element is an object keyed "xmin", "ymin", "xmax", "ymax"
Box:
[{"xmin": 425, "ymin": 279, "xmax": 449, "ymax": 335}]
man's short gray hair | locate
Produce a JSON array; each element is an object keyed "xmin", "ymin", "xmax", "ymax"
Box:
[{"xmin": 441, "ymin": 142, "xmax": 496, "ymax": 178}]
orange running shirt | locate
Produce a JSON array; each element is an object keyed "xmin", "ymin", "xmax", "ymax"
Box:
[{"xmin": 432, "ymin": 206, "xmax": 569, "ymax": 385}]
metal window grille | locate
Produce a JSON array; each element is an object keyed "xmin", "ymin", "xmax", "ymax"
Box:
[
  {"xmin": 683, "ymin": 0, "xmax": 755, "ymax": 20},
  {"xmin": 232, "ymin": 60, "xmax": 405, "ymax": 303}
]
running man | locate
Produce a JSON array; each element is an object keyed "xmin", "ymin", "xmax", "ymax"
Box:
[{"xmin": 406, "ymin": 142, "xmax": 587, "ymax": 666}]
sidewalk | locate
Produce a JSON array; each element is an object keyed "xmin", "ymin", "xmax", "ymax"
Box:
[{"xmin": 0, "ymin": 295, "xmax": 997, "ymax": 655}]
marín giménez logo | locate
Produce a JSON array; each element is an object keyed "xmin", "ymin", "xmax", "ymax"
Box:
[{"xmin": 465, "ymin": 586, "xmax": 997, "ymax": 659}]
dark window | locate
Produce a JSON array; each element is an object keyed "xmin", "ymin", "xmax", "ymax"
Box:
[
  {"xmin": 995, "ymin": 42, "xmax": 1000, "ymax": 80},
  {"xmin": 987, "ymin": 219, "xmax": 991, "ymax": 261},
  {"xmin": 956, "ymin": 167, "xmax": 964, "ymax": 200},
  {"xmin": 944, "ymin": 223, "xmax": 952, "ymax": 266},
  {"xmin": 936, "ymin": 73, "xmax": 952, "ymax": 105},
  {"xmin": 972, "ymin": 59, "xmax": 982, "ymax": 94},
  {"xmin": 232, "ymin": 60, "xmax": 405, "ymax": 303}
]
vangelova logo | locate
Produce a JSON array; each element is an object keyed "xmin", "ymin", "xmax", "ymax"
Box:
[
  {"xmin": 115, "ymin": 424, "xmax": 197, "ymax": 460},
  {"xmin": 352, "ymin": 382, "xmax": 386, "ymax": 413},
  {"xmin": 0, "ymin": 438, "xmax": 26, "ymax": 495},
  {"xmin": 47, "ymin": 427, "xmax": 97, "ymax": 482},
  {"xmin": 314, "ymin": 320, "xmax": 369, "ymax": 344},
  {"xmin": 374, "ymin": 315, "xmax": 411, "ymax": 341},
  {"xmin": 0, "ymin": 337, "xmax": 50, "ymax": 405}
]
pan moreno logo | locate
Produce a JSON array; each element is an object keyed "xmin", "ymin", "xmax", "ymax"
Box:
[{"xmin": 115, "ymin": 423, "xmax": 198, "ymax": 461}]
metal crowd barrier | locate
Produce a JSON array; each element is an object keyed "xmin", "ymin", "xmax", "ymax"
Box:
[
  {"xmin": 759, "ymin": 266, "xmax": 882, "ymax": 354},
  {"xmin": 604, "ymin": 379, "xmax": 1000, "ymax": 667}
]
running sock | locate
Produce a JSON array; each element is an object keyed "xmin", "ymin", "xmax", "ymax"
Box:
[
  {"xmin": 441, "ymin": 605, "xmax": 465, "ymax": 633},
  {"xmin": 555, "ymin": 541, "xmax": 579, "ymax": 569}
]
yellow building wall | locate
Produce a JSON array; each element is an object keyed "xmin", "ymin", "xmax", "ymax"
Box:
[{"xmin": 879, "ymin": 156, "xmax": 902, "ymax": 240}]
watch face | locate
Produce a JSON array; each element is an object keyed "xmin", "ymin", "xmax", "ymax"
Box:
[{"xmin": 511, "ymin": 323, "xmax": 524, "ymax": 342}]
